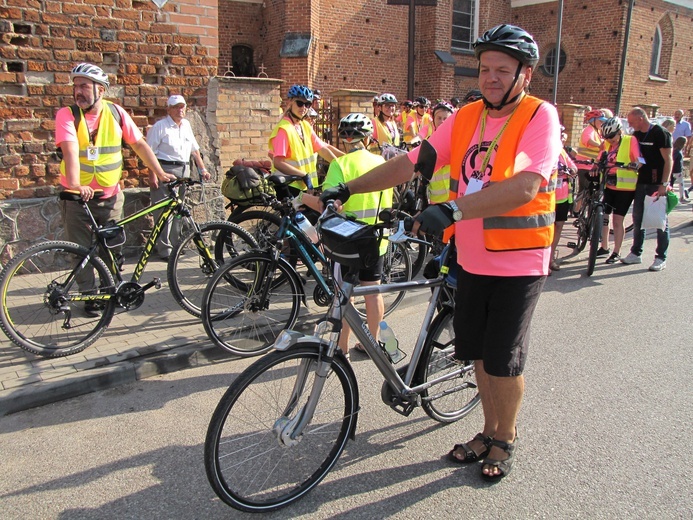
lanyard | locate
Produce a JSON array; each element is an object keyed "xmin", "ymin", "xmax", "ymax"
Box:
[{"xmin": 476, "ymin": 101, "xmax": 522, "ymax": 177}]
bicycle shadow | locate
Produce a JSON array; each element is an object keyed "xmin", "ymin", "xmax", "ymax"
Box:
[{"xmin": 2, "ymin": 411, "xmax": 490, "ymax": 519}]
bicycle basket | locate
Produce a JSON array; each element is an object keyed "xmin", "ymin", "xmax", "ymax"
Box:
[
  {"xmin": 318, "ymin": 213, "xmax": 381, "ymax": 269},
  {"xmin": 98, "ymin": 220, "xmax": 126, "ymax": 249}
]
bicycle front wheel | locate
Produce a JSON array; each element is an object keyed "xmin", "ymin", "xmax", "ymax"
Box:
[
  {"xmin": 0, "ymin": 241, "xmax": 116, "ymax": 357},
  {"xmin": 228, "ymin": 209, "xmax": 282, "ymax": 250},
  {"xmin": 586, "ymin": 205, "xmax": 603, "ymax": 277},
  {"xmin": 417, "ymin": 305, "xmax": 480, "ymax": 423},
  {"xmin": 167, "ymin": 221, "xmax": 257, "ymax": 317},
  {"xmin": 353, "ymin": 240, "xmax": 412, "ymax": 318},
  {"xmin": 205, "ymin": 345, "xmax": 357, "ymax": 512},
  {"xmin": 201, "ymin": 253, "xmax": 302, "ymax": 357}
]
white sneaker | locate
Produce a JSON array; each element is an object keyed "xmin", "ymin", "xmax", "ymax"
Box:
[
  {"xmin": 649, "ymin": 258, "xmax": 666, "ymax": 271},
  {"xmin": 620, "ymin": 252, "xmax": 642, "ymax": 265}
]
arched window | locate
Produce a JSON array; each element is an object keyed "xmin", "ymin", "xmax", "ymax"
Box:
[
  {"xmin": 541, "ymin": 46, "xmax": 567, "ymax": 77},
  {"xmin": 232, "ymin": 45, "xmax": 257, "ymax": 77},
  {"xmin": 451, "ymin": 0, "xmax": 478, "ymax": 52},
  {"xmin": 650, "ymin": 25, "xmax": 662, "ymax": 76}
]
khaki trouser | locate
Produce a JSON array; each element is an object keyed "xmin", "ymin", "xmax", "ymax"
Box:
[
  {"xmin": 150, "ymin": 163, "xmax": 188, "ymax": 259},
  {"xmin": 61, "ymin": 191, "xmax": 124, "ymax": 291}
]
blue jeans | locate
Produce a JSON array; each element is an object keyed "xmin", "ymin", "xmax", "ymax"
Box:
[{"xmin": 630, "ymin": 184, "xmax": 669, "ymax": 260}]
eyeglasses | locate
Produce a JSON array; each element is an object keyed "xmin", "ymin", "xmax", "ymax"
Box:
[{"xmin": 294, "ymin": 99, "xmax": 313, "ymax": 108}]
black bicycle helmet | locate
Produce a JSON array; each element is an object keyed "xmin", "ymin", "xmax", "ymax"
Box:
[
  {"xmin": 463, "ymin": 89, "xmax": 483, "ymax": 103},
  {"xmin": 450, "ymin": 97, "xmax": 461, "ymax": 108},
  {"xmin": 414, "ymin": 96, "xmax": 430, "ymax": 107},
  {"xmin": 473, "ymin": 24, "xmax": 539, "ymax": 67},
  {"xmin": 473, "ymin": 25, "xmax": 539, "ymax": 111}
]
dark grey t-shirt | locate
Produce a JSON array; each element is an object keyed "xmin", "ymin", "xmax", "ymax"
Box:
[{"xmin": 632, "ymin": 124, "xmax": 671, "ymax": 184}]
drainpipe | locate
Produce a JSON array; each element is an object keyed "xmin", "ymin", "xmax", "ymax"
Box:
[
  {"xmin": 408, "ymin": 0, "xmax": 415, "ymax": 101},
  {"xmin": 615, "ymin": 0, "xmax": 635, "ymax": 115},
  {"xmin": 552, "ymin": 0, "xmax": 564, "ymax": 104}
]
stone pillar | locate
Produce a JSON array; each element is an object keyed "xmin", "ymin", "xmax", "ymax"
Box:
[
  {"xmin": 556, "ymin": 104, "xmax": 586, "ymax": 150},
  {"xmin": 329, "ymin": 89, "xmax": 379, "ymax": 151},
  {"xmin": 633, "ymin": 104, "xmax": 659, "ymax": 118},
  {"xmin": 211, "ymin": 76, "xmax": 283, "ymax": 173}
]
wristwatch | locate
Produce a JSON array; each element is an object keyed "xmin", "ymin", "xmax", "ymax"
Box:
[{"xmin": 448, "ymin": 200, "xmax": 464, "ymax": 222}]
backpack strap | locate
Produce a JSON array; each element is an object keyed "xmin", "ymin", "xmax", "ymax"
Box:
[{"xmin": 70, "ymin": 103, "xmax": 123, "ymax": 132}]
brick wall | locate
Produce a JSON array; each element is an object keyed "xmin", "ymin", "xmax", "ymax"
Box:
[
  {"xmin": 0, "ymin": 0, "xmax": 218, "ymax": 200},
  {"xmin": 211, "ymin": 76, "xmax": 282, "ymax": 170}
]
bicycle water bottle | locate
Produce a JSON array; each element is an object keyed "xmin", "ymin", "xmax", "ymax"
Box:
[
  {"xmin": 295, "ymin": 212, "xmax": 318, "ymax": 243},
  {"xmin": 379, "ymin": 321, "xmax": 404, "ymax": 363}
]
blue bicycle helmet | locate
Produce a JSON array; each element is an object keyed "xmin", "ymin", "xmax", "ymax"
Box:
[{"xmin": 287, "ymin": 84, "xmax": 314, "ymax": 101}]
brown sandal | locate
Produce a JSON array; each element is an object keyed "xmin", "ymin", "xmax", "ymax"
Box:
[{"xmin": 447, "ymin": 433, "xmax": 492, "ymax": 464}]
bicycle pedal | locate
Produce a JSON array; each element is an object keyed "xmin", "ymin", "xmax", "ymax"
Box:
[{"xmin": 566, "ymin": 241, "xmax": 577, "ymax": 249}]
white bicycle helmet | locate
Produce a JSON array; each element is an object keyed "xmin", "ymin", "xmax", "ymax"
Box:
[
  {"xmin": 70, "ymin": 63, "xmax": 110, "ymax": 87},
  {"xmin": 338, "ymin": 113, "xmax": 373, "ymax": 140},
  {"xmin": 379, "ymin": 93, "xmax": 398, "ymax": 105},
  {"xmin": 601, "ymin": 117, "xmax": 622, "ymax": 139}
]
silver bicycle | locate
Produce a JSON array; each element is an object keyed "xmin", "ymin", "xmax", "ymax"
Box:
[{"xmin": 204, "ymin": 208, "xmax": 480, "ymax": 512}]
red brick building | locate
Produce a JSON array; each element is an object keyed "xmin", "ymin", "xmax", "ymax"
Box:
[
  {"xmin": 0, "ymin": 0, "xmax": 692, "ymax": 202},
  {"xmin": 220, "ymin": 0, "xmax": 693, "ymax": 114}
]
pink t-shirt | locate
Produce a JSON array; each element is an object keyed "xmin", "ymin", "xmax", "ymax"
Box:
[
  {"xmin": 56, "ymin": 104, "xmax": 143, "ymax": 197},
  {"xmin": 408, "ymin": 102, "xmax": 562, "ymax": 277},
  {"xmin": 270, "ymin": 116, "xmax": 326, "ymax": 159}
]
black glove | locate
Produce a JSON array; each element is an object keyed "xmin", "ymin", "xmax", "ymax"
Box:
[
  {"xmin": 320, "ymin": 182, "xmax": 351, "ymax": 205},
  {"xmin": 415, "ymin": 203, "xmax": 454, "ymax": 236}
]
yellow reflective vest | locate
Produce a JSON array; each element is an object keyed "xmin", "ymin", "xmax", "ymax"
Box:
[
  {"xmin": 269, "ymin": 117, "xmax": 319, "ymax": 190},
  {"xmin": 324, "ymin": 149, "xmax": 392, "ymax": 255},
  {"xmin": 370, "ymin": 117, "xmax": 401, "ymax": 151},
  {"xmin": 427, "ymin": 165, "xmax": 451, "ymax": 204},
  {"xmin": 60, "ymin": 100, "xmax": 123, "ymax": 189},
  {"xmin": 603, "ymin": 135, "xmax": 638, "ymax": 191}
]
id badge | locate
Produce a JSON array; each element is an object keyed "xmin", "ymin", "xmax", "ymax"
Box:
[
  {"xmin": 87, "ymin": 146, "xmax": 99, "ymax": 161},
  {"xmin": 466, "ymin": 177, "xmax": 485, "ymax": 195}
]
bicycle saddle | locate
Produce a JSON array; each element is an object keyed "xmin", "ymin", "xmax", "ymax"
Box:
[
  {"xmin": 267, "ymin": 173, "xmax": 305, "ymax": 186},
  {"xmin": 58, "ymin": 189, "xmax": 105, "ymax": 202}
]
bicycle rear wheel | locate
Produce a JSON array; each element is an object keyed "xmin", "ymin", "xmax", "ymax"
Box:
[
  {"xmin": 352, "ymin": 240, "xmax": 412, "ymax": 318},
  {"xmin": 228, "ymin": 209, "xmax": 282, "ymax": 250},
  {"xmin": 205, "ymin": 345, "xmax": 357, "ymax": 512},
  {"xmin": 417, "ymin": 305, "xmax": 480, "ymax": 423},
  {"xmin": 201, "ymin": 252, "xmax": 302, "ymax": 357},
  {"xmin": 586, "ymin": 205, "xmax": 603, "ymax": 277},
  {"xmin": 167, "ymin": 221, "xmax": 257, "ymax": 317},
  {"xmin": 0, "ymin": 241, "xmax": 116, "ymax": 357}
]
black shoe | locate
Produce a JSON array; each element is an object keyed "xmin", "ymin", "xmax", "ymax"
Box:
[
  {"xmin": 605, "ymin": 252, "xmax": 621, "ymax": 264},
  {"xmin": 84, "ymin": 301, "xmax": 104, "ymax": 317},
  {"xmin": 596, "ymin": 247, "xmax": 610, "ymax": 257}
]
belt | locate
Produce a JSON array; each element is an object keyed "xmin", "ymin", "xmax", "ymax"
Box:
[{"xmin": 158, "ymin": 159, "xmax": 186, "ymax": 166}]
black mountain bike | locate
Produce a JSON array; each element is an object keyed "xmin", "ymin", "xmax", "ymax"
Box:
[{"xmin": 0, "ymin": 179, "xmax": 257, "ymax": 357}]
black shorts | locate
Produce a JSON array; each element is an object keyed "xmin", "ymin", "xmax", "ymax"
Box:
[
  {"xmin": 555, "ymin": 200, "xmax": 570, "ymax": 222},
  {"xmin": 340, "ymin": 255, "xmax": 384, "ymax": 282},
  {"xmin": 453, "ymin": 269, "xmax": 546, "ymax": 377},
  {"xmin": 603, "ymin": 188, "xmax": 635, "ymax": 217}
]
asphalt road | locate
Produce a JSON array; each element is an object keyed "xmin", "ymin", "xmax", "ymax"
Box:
[{"xmin": 1, "ymin": 226, "xmax": 691, "ymax": 519}]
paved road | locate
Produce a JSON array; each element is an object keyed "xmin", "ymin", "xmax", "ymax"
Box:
[{"xmin": 1, "ymin": 220, "xmax": 691, "ymax": 519}]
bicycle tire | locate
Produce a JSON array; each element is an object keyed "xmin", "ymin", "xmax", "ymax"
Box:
[
  {"xmin": 201, "ymin": 252, "xmax": 303, "ymax": 357},
  {"xmin": 353, "ymin": 240, "xmax": 412, "ymax": 318},
  {"xmin": 417, "ymin": 305, "xmax": 480, "ymax": 423},
  {"xmin": 205, "ymin": 345, "xmax": 357, "ymax": 512},
  {"xmin": 0, "ymin": 241, "xmax": 116, "ymax": 357},
  {"xmin": 586, "ymin": 205, "xmax": 603, "ymax": 277},
  {"xmin": 167, "ymin": 221, "xmax": 257, "ymax": 317},
  {"xmin": 228, "ymin": 209, "xmax": 283, "ymax": 250}
]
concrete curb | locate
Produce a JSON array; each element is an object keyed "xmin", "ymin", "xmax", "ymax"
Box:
[{"xmin": 0, "ymin": 341, "xmax": 234, "ymax": 416}]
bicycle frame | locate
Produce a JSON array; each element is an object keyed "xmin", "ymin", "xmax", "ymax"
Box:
[
  {"xmin": 63, "ymin": 182, "xmax": 199, "ymax": 301},
  {"xmin": 273, "ymin": 245, "xmax": 469, "ymax": 439}
]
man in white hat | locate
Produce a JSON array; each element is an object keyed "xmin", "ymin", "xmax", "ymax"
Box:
[{"xmin": 146, "ymin": 94, "xmax": 210, "ymax": 260}]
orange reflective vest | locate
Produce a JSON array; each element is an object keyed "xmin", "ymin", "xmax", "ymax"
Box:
[{"xmin": 448, "ymin": 96, "xmax": 556, "ymax": 252}]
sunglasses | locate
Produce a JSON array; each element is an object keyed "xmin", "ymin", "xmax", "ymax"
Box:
[{"xmin": 294, "ymin": 99, "xmax": 313, "ymax": 108}]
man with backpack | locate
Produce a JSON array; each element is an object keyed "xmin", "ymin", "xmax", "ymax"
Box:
[
  {"xmin": 146, "ymin": 95, "xmax": 210, "ymax": 260},
  {"xmin": 56, "ymin": 63, "xmax": 174, "ymax": 316}
]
